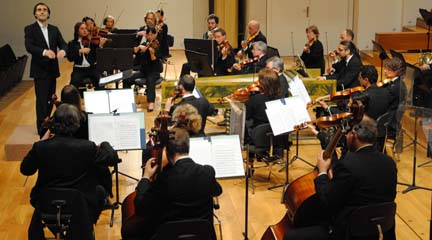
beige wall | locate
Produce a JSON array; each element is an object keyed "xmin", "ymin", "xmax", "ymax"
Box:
[{"xmin": 401, "ymin": 0, "xmax": 432, "ymax": 26}]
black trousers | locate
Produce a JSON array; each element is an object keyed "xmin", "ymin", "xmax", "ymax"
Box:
[
  {"xmin": 34, "ymin": 76, "xmax": 56, "ymax": 137},
  {"xmin": 123, "ymin": 70, "xmax": 159, "ymax": 102}
]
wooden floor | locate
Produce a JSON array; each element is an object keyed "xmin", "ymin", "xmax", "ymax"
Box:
[{"xmin": 0, "ymin": 50, "xmax": 431, "ymax": 240}]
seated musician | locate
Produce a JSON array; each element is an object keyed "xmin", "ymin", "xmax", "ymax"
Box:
[
  {"xmin": 284, "ymin": 115, "xmax": 397, "ymax": 240},
  {"xmin": 318, "ymin": 40, "xmax": 362, "ymax": 91},
  {"xmin": 165, "ymin": 74, "xmax": 214, "ymax": 135},
  {"xmin": 245, "ymin": 68, "xmax": 281, "ymax": 142},
  {"xmin": 301, "ymin": 25, "xmax": 325, "ymax": 75},
  {"xmin": 21, "ymin": 104, "xmax": 119, "ymax": 238},
  {"xmin": 358, "ymin": 65, "xmax": 390, "ymax": 120},
  {"xmin": 327, "ymin": 29, "xmax": 356, "ymax": 74},
  {"xmin": 382, "ymin": 57, "xmax": 406, "ymax": 138},
  {"xmin": 418, "ymin": 58, "xmax": 432, "ymax": 108},
  {"xmin": 232, "ymin": 41, "xmax": 268, "ymax": 74},
  {"xmin": 128, "ymin": 128, "xmax": 222, "ymax": 240},
  {"xmin": 266, "ymin": 56, "xmax": 291, "ymax": 98},
  {"xmin": 213, "ymin": 28, "xmax": 235, "ymax": 76},
  {"xmin": 156, "ymin": 9, "xmax": 169, "ymax": 59},
  {"xmin": 66, "ymin": 22, "xmax": 106, "ymax": 94},
  {"xmin": 238, "ymin": 20, "xmax": 267, "ymax": 59},
  {"xmin": 136, "ymin": 11, "xmax": 157, "ymax": 46},
  {"xmin": 82, "ymin": 16, "xmax": 96, "ymax": 33},
  {"xmin": 101, "ymin": 15, "xmax": 117, "ymax": 33},
  {"xmin": 203, "ymin": 14, "xmax": 219, "ymax": 39}
]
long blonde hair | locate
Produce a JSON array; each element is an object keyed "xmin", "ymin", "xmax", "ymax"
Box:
[{"xmin": 171, "ymin": 104, "xmax": 202, "ymax": 135}]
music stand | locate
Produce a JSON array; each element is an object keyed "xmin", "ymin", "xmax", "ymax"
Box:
[
  {"xmin": 372, "ymin": 40, "xmax": 390, "ymax": 80},
  {"xmin": 111, "ymin": 29, "xmax": 138, "ymax": 34},
  {"xmin": 105, "ymin": 34, "xmax": 136, "ymax": 48},
  {"xmin": 419, "ymin": 8, "xmax": 432, "ymax": 51},
  {"xmin": 184, "ymin": 38, "xmax": 218, "ymax": 69},
  {"xmin": 389, "ymin": 49, "xmax": 406, "ymax": 64},
  {"xmin": 97, "ymin": 48, "xmax": 134, "ymax": 88},
  {"xmin": 185, "ymin": 50, "xmax": 215, "ymax": 77}
]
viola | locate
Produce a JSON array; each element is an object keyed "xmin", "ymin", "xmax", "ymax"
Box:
[{"xmin": 261, "ymin": 100, "xmax": 364, "ymax": 240}]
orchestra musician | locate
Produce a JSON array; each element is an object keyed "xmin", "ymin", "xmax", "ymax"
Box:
[
  {"xmin": 266, "ymin": 56, "xmax": 291, "ymax": 98},
  {"xmin": 136, "ymin": 11, "xmax": 157, "ymax": 46},
  {"xmin": 238, "ymin": 20, "xmax": 267, "ymax": 59},
  {"xmin": 318, "ymin": 40, "xmax": 362, "ymax": 91},
  {"xmin": 156, "ymin": 9, "xmax": 169, "ymax": 58},
  {"xmin": 327, "ymin": 29, "xmax": 358, "ymax": 75},
  {"xmin": 301, "ymin": 25, "xmax": 325, "ymax": 75},
  {"xmin": 164, "ymin": 75, "xmax": 214, "ymax": 135},
  {"xmin": 82, "ymin": 16, "xmax": 96, "ymax": 33},
  {"xmin": 284, "ymin": 115, "xmax": 397, "ymax": 240},
  {"xmin": 21, "ymin": 104, "xmax": 120, "ymax": 239},
  {"xmin": 66, "ymin": 22, "xmax": 106, "ymax": 94},
  {"xmin": 131, "ymin": 128, "xmax": 222, "ymax": 240},
  {"xmin": 25, "ymin": 2, "xmax": 67, "ymax": 138},
  {"xmin": 213, "ymin": 28, "xmax": 235, "ymax": 76},
  {"xmin": 203, "ymin": 14, "xmax": 219, "ymax": 39},
  {"xmin": 232, "ymin": 41, "xmax": 268, "ymax": 74},
  {"xmin": 101, "ymin": 15, "xmax": 116, "ymax": 33}
]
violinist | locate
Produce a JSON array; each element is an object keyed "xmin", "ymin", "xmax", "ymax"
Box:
[
  {"xmin": 203, "ymin": 14, "xmax": 219, "ymax": 40},
  {"xmin": 164, "ymin": 75, "xmax": 214, "ymax": 135},
  {"xmin": 21, "ymin": 104, "xmax": 120, "ymax": 239},
  {"xmin": 266, "ymin": 56, "xmax": 291, "ymax": 98},
  {"xmin": 136, "ymin": 11, "xmax": 157, "ymax": 45},
  {"xmin": 101, "ymin": 15, "xmax": 116, "ymax": 33},
  {"xmin": 82, "ymin": 16, "xmax": 96, "ymax": 33},
  {"xmin": 25, "ymin": 2, "xmax": 67, "ymax": 138},
  {"xmin": 156, "ymin": 9, "xmax": 169, "ymax": 58},
  {"xmin": 213, "ymin": 28, "xmax": 235, "ymax": 76},
  {"xmin": 232, "ymin": 41, "xmax": 268, "ymax": 74},
  {"xmin": 358, "ymin": 65, "xmax": 390, "ymax": 120},
  {"xmin": 66, "ymin": 22, "xmax": 106, "ymax": 94},
  {"xmin": 131, "ymin": 128, "xmax": 222, "ymax": 240},
  {"xmin": 318, "ymin": 40, "xmax": 362, "ymax": 91},
  {"xmin": 300, "ymin": 25, "xmax": 325, "ymax": 75},
  {"xmin": 284, "ymin": 116, "xmax": 397, "ymax": 240},
  {"xmin": 327, "ymin": 29, "xmax": 358, "ymax": 75},
  {"xmin": 237, "ymin": 20, "xmax": 267, "ymax": 60}
]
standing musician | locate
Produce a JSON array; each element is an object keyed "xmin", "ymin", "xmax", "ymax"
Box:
[
  {"xmin": 101, "ymin": 15, "xmax": 116, "ymax": 33},
  {"xmin": 82, "ymin": 16, "xmax": 96, "ymax": 33},
  {"xmin": 284, "ymin": 116, "xmax": 397, "ymax": 240},
  {"xmin": 164, "ymin": 75, "xmax": 214, "ymax": 135},
  {"xmin": 128, "ymin": 128, "xmax": 222, "ymax": 240},
  {"xmin": 238, "ymin": 20, "xmax": 267, "ymax": 60},
  {"xmin": 25, "ymin": 2, "xmax": 67, "ymax": 138},
  {"xmin": 21, "ymin": 104, "xmax": 120, "ymax": 239},
  {"xmin": 136, "ymin": 11, "xmax": 158, "ymax": 46},
  {"xmin": 232, "ymin": 41, "xmax": 268, "ymax": 74},
  {"xmin": 318, "ymin": 40, "xmax": 362, "ymax": 91},
  {"xmin": 266, "ymin": 56, "xmax": 291, "ymax": 98},
  {"xmin": 66, "ymin": 22, "xmax": 107, "ymax": 94},
  {"xmin": 203, "ymin": 14, "xmax": 219, "ymax": 40},
  {"xmin": 300, "ymin": 25, "xmax": 325, "ymax": 75},
  {"xmin": 213, "ymin": 28, "xmax": 235, "ymax": 76},
  {"xmin": 156, "ymin": 9, "xmax": 169, "ymax": 58}
]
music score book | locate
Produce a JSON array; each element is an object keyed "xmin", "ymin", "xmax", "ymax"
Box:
[
  {"xmin": 84, "ymin": 89, "xmax": 136, "ymax": 114},
  {"xmin": 189, "ymin": 135, "xmax": 245, "ymax": 178},
  {"xmin": 88, "ymin": 112, "xmax": 146, "ymax": 150},
  {"xmin": 265, "ymin": 96, "xmax": 311, "ymax": 136}
]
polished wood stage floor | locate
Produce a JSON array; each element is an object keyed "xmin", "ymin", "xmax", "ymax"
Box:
[{"xmin": 0, "ymin": 50, "xmax": 430, "ymax": 239}]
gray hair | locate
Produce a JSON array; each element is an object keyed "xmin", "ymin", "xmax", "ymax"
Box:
[
  {"xmin": 266, "ymin": 56, "xmax": 284, "ymax": 72},
  {"xmin": 352, "ymin": 115, "xmax": 377, "ymax": 144},
  {"xmin": 252, "ymin": 41, "xmax": 267, "ymax": 54},
  {"xmin": 52, "ymin": 104, "xmax": 81, "ymax": 136}
]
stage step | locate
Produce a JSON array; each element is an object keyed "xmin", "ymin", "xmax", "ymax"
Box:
[{"xmin": 4, "ymin": 125, "xmax": 38, "ymax": 161}]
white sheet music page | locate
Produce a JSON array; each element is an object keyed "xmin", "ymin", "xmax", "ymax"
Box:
[
  {"xmin": 288, "ymin": 75, "xmax": 311, "ymax": 106},
  {"xmin": 189, "ymin": 137, "xmax": 212, "ymax": 166},
  {"xmin": 114, "ymin": 115, "xmax": 141, "ymax": 150},
  {"xmin": 99, "ymin": 71, "xmax": 123, "ymax": 85},
  {"xmin": 84, "ymin": 91, "xmax": 110, "ymax": 114},
  {"xmin": 210, "ymin": 135, "xmax": 244, "ymax": 178},
  {"xmin": 108, "ymin": 89, "xmax": 136, "ymax": 113},
  {"xmin": 265, "ymin": 97, "xmax": 311, "ymax": 135},
  {"xmin": 88, "ymin": 114, "xmax": 118, "ymax": 146}
]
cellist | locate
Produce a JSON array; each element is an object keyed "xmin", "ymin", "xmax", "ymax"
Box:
[
  {"xmin": 283, "ymin": 115, "xmax": 397, "ymax": 240},
  {"xmin": 122, "ymin": 128, "xmax": 222, "ymax": 240}
]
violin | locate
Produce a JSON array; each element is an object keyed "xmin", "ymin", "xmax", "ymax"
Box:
[
  {"xmin": 217, "ymin": 80, "xmax": 261, "ymax": 103},
  {"xmin": 228, "ymin": 56, "xmax": 259, "ymax": 73},
  {"xmin": 303, "ymin": 39, "xmax": 315, "ymax": 53},
  {"xmin": 237, "ymin": 31, "xmax": 260, "ymax": 58},
  {"xmin": 308, "ymin": 86, "xmax": 365, "ymax": 106},
  {"xmin": 218, "ymin": 40, "xmax": 232, "ymax": 56},
  {"xmin": 262, "ymin": 100, "xmax": 364, "ymax": 240}
]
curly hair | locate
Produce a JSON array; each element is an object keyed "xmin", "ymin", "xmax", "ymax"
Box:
[
  {"xmin": 51, "ymin": 104, "xmax": 81, "ymax": 136},
  {"xmin": 171, "ymin": 104, "xmax": 202, "ymax": 135}
]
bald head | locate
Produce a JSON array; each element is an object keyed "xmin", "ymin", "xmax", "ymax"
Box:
[{"xmin": 248, "ymin": 20, "xmax": 260, "ymax": 35}]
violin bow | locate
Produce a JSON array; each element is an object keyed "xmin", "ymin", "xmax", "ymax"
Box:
[{"xmin": 116, "ymin": 8, "xmax": 125, "ymax": 26}]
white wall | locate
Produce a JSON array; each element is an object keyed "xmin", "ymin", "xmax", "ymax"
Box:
[{"xmin": 402, "ymin": 0, "xmax": 432, "ymax": 26}]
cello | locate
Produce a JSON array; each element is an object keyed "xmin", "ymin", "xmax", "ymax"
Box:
[
  {"xmin": 261, "ymin": 100, "xmax": 364, "ymax": 240},
  {"xmin": 121, "ymin": 111, "xmax": 172, "ymax": 237}
]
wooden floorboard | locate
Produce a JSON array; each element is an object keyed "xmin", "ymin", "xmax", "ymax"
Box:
[{"xmin": 0, "ymin": 50, "xmax": 430, "ymax": 239}]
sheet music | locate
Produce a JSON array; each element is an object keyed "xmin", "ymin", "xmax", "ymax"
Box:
[
  {"xmin": 84, "ymin": 89, "xmax": 136, "ymax": 114},
  {"xmin": 288, "ymin": 75, "xmax": 311, "ymax": 105},
  {"xmin": 88, "ymin": 112, "xmax": 145, "ymax": 150},
  {"xmin": 189, "ymin": 135, "xmax": 245, "ymax": 178},
  {"xmin": 265, "ymin": 97, "xmax": 311, "ymax": 135},
  {"xmin": 192, "ymin": 86, "xmax": 202, "ymax": 98},
  {"xmin": 84, "ymin": 91, "xmax": 110, "ymax": 114},
  {"xmin": 99, "ymin": 71, "xmax": 123, "ymax": 85}
]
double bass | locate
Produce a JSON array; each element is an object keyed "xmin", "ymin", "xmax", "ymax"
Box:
[{"xmin": 261, "ymin": 100, "xmax": 364, "ymax": 240}]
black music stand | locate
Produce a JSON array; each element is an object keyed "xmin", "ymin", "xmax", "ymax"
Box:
[
  {"xmin": 419, "ymin": 8, "xmax": 432, "ymax": 51},
  {"xmin": 389, "ymin": 49, "xmax": 406, "ymax": 64},
  {"xmin": 111, "ymin": 29, "xmax": 138, "ymax": 34},
  {"xmin": 185, "ymin": 50, "xmax": 215, "ymax": 77},
  {"xmin": 97, "ymin": 48, "xmax": 134, "ymax": 88},
  {"xmin": 289, "ymin": 129, "xmax": 315, "ymax": 168},
  {"xmin": 372, "ymin": 40, "xmax": 389, "ymax": 81},
  {"xmin": 104, "ymin": 34, "xmax": 136, "ymax": 48},
  {"xmin": 184, "ymin": 38, "xmax": 218, "ymax": 69}
]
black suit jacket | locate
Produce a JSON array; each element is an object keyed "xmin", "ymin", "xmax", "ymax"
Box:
[
  {"xmin": 327, "ymin": 54, "xmax": 362, "ymax": 90},
  {"xmin": 134, "ymin": 158, "xmax": 222, "ymax": 239},
  {"xmin": 215, "ymin": 44, "xmax": 235, "ymax": 76},
  {"xmin": 24, "ymin": 22, "xmax": 67, "ymax": 79},
  {"xmin": 365, "ymin": 84, "xmax": 391, "ymax": 120},
  {"xmin": 245, "ymin": 31, "xmax": 267, "ymax": 59},
  {"xmin": 314, "ymin": 146, "xmax": 397, "ymax": 238},
  {"xmin": 66, "ymin": 39, "xmax": 98, "ymax": 66},
  {"xmin": 170, "ymin": 95, "xmax": 214, "ymax": 134},
  {"xmin": 20, "ymin": 136, "xmax": 118, "ymax": 208},
  {"xmin": 279, "ymin": 73, "xmax": 291, "ymax": 98}
]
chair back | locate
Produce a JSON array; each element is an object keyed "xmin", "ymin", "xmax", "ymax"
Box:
[
  {"xmin": 167, "ymin": 34, "xmax": 175, "ymax": 47},
  {"xmin": 376, "ymin": 112, "xmax": 390, "ymax": 138},
  {"xmin": 347, "ymin": 202, "xmax": 396, "ymax": 240},
  {"xmin": 250, "ymin": 123, "xmax": 285, "ymax": 157},
  {"xmin": 151, "ymin": 219, "xmax": 212, "ymax": 240},
  {"xmin": 36, "ymin": 188, "xmax": 94, "ymax": 240},
  {"xmin": 266, "ymin": 46, "xmax": 280, "ymax": 58}
]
